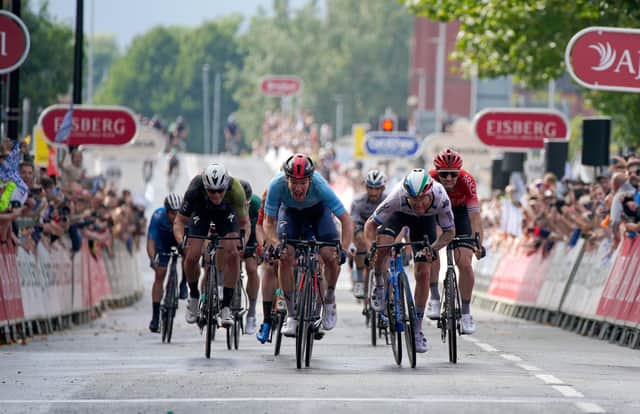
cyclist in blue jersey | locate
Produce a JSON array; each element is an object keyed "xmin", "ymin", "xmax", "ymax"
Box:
[
  {"xmin": 147, "ymin": 193, "xmax": 187, "ymax": 333},
  {"xmin": 263, "ymin": 154, "xmax": 354, "ymax": 336}
]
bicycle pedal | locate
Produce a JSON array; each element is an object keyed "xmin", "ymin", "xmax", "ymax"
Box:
[{"xmin": 314, "ymin": 331, "xmax": 325, "ymax": 340}]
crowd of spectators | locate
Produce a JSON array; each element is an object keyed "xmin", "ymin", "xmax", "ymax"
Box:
[
  {"xmin": 0, "ymin": 137, "xmax": 146, "ymax": 257},
  {"xmin": 482, "ymin": 155, "xmax": 640, "ymax": 257}
]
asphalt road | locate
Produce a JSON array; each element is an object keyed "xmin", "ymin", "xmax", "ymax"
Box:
[
  {"xmin": 1, "ymin": 266, "xmax": 639, "ymax": 414},
  {"xmin": 1, "ymin": 154, "xmax": 638, "ymax": 413}
]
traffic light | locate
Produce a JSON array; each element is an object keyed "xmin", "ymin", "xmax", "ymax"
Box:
[{"xmin": 381, "ymin": 118, "xmax": 395, "ymax": 132}]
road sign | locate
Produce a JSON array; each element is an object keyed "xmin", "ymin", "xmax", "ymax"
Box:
[
  {"xmin": 472, "ymin": 108, "xmax": 569, "ymax": 149},
  {"xmin": 38, "ymin": 104, "xmax": 138, "ymax": 147},
  {"xmin": 365, "ymin": 132, "xmax": 420, "ymax": 158},
  {"xmin": 566, "ymin": 27, "xmax": 640, "ymax": 93},
  {"xmin": 0, "ymin": 10, "xmax": 30, "ymax": 74},
  {"xmin": 260, "ymin": 75, "xmax": 302, "ymax": 96}
]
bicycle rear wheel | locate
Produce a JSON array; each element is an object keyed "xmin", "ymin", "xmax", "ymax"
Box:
[
  {"xmin": 166, "ymin": 307, "xmax": 175, "ymax": 344},
  {"xmin": 445, "ymin": 270, "xmax": 458, "ymax": 364},
  {"xmin": 233, "ymin": 317, "xmax": 240, "ymax": 350},
  {"xmin": 273, "ymin": 311, "xmax": 284, "ymax": 356},
  {"xmin": 369, "ymin": 307, "xmax": 377, "ymax": 346},
  {"xmin": 296, "ymin": 278, "xmax": 311, "ymax": 369},
  {"xmin": 387, "ymin": 279, "xmax": 402, "ymax": 366},
  {"xmin": 400, "ymin": 272, "xmax": 416, "ymax": 368}
]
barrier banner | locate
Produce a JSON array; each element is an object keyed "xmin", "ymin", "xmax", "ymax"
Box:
[
  {"xmin": 51, "ymin": 241, "xmax": 73, "ymax": 315},
  {"xmin": 37, "ymin": 243, "xmax": 62, "ymax": 318},
  {"xmin": 597, "ymin": 237, "xmax": 640, "ymax": 323},
  {"xmin": 71, "ymin": 250, "xmax": 85, "ymax": 312},
  {"xmin": 0, "ymin": 243, "xmax": 25, "ymax": 321},
  {"xmin": 0, "ymin": 244, "xmax": 9, "ymax": 324},
  {"xmin": 16, "ymin": 246, "xmax": 47, "ymax": 320},
  {"xmin": 517, "ymin": 246, "xmax": 553, "ymax": 304},
  {"xmin": 85, "ymin": 245, "xmax": 112, "ymax": 305},
  {"xmin": 561, "ymin": 239, "xmax": 615, "ymax": 319},
  {"xmin": 596, "ymin": 237, "xmax": 637, "ymax": 321},
  {"xmin": 536, "ymin": 240, "xmax": 584, "ymax": 311},
  {"xmin": 488, "ymin": 238, "xmax": 535, "ymax": 302},
  {"xmin": 473, "ymin": 234, "xmax": 507, "ymax": 293}
]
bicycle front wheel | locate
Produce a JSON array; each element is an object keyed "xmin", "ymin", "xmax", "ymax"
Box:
[
  {"xmin": 445, "ymin": 270, "xmax": 458, "ymax": 364},
  {"xmin": 296, "ymin": 279, "xmax": 311, "ymax": 369},
  {"xmin": 233, "ymin": 317, "xmax": 240, "ymax": 350},
  {"xmin": 273, "ymin": 311, "xmax": 284, "ymax": 356},
  {"xmin": 400, "ymin": 272, "xmax": 416, "ymax": 368},
  {"xmin": 369, "ymin": 307, "xmax": 377, "ymax": 347},
  {"xmin": 205, "ymin": 268, "xmax": 218, "ymax": 359},
  {"xmin": 386, "ymin": 279, "xmax": 402, "ymax": 366}
]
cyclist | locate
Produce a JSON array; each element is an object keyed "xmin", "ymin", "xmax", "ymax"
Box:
[
  {"xmin": 429, "ymin": 148, "xmax": 486, "ymax": 334},
  {"xmin": 173, "ymin": 163, "xmax": 249, "ymax": 328},
  {"xmin": 364, "ymin": 168, "xmax": 455, "ymax": 353},
  {"xmin": 146, "ymin": 193, "xmax": 187, "ymax": 333},
  {"xmin": 263, "ymin": 154, "xmax": 353, "ymax": 336},
  {"xmin": 256, "ymin": 189, "xmax": 280, "ymax": 343},
  {"xmin": 239, "ymin": 179, "xmax": 263, "ymax": 335},
  {"xmin": 349, "ymin": 169, "xmax": 387, "ymax": 298}
]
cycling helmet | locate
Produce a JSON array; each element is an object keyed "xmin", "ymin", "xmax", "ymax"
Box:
[
  {"xmin": 283, "ymin": 153, "xmax": 314, "ymax": 179},
  {"xmin": 403, "ymin": 168, "xmax": 433, "ymax": 197},
  {"xmin": 365, "ymin": 169, "xmax": 387, "ymax": 188},
  {"xmin": 164, "ymin": 192, "xmax": 182, "ymax": 211},
  {"xmin": 239, "ymin": 179, "xmax": 253, "ymax": 200},
  {"xmin": 202, "ymin": 163, "xmax": 230, "ymax": 190},
  {"xmin": 434, "ymin": 148, "xmax": 463, "ymax": 170}
]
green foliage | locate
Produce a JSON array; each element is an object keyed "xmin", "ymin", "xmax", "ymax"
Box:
[
  {"xmin": 94, "ymin": 16, "xmax": 244, "ymax": 152},
  {"xmin": 227, "ymin": 0, "xmax": 414, "ymax": 142},
  {"xmin": 86, "ymin": 34, "xmax": 120, "ymax": 99},
  {"xmin": 19, "ymin": 1, "xmax": 74, "ymax": 115},
  {"xmin": 405, "ymin": 0, "xmax": 640, "ymax": 148}
]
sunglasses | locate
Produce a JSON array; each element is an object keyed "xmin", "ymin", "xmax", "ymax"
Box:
[
  {"xmin": 207, "ymin": 188, "xmax": 225, "ymax": 194},
  {"xmin": 438, "ymin": 171, "xmax": 459, "ymax": 179}
]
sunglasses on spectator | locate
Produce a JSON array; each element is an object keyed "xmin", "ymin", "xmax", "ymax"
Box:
[
  {"xmin": 207, "ymin": 188, "xmax": 225, "ymax": 194},
  {"xmin": 438, "ymin": 170, "xmax": 459, "ymax": 179}
]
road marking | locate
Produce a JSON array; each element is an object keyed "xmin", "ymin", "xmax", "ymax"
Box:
[
  {"xmin": 574, "ymin": 402, "xmax": 606, "ymax": 413},
  {"xmin": 535, "ymin": 374, "xmax": 564, "ymax": 385},
  {"xmin": 461, "ymin": 336, "xmax": 478, "ymax": 343},
  {"xmin": 517, "ymin": 363, "xmax": 542, "ymax": 372},
  {"xmin": 500, "ymin": 353, "xmax": 522, "ymax": 362},
  {"xmin": 0, "ymin": 396, "xmax": 596, "ymax": 404},
  {"xmin": 475, "ymin": 342, "xmax": 498, "ymax": 352},
  {"xmin": 552, "ymin": 385, "xmax": 584, "ymax": 398}
]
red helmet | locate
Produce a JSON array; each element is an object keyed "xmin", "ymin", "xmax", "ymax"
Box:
[
  {"xmin": 434, "ymin": 148, "xmax": 463, "ymax": 170},
  {"xmin": 283, "ymin": 153, "xmax": 314, "ymax": 179}
]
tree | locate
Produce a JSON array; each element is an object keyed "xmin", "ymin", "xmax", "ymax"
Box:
[
  {"xmin": 405, "ymin": 0, "xmax": 640, "ymax": 147},
  {"xmin": 19, "ymin": 1, "xmax": 74, "ymax": 118},
  {"xmin": 86, "ymin": 34, "xmax": 120, "ymax": 101},
  {"xmin": 94, "ymin": 16, "xmax": 244, "ymax": 152},
  {"xmin": 227, "ymin": 0, "xmax": 413, "ymax": 143}
]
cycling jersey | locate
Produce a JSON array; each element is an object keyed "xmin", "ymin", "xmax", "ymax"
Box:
[
  {"xmin": 257, "ymin": 190, "xmax": 267, "ymax": 227},
  {"xmin": 372, "ymin": 181, "xmax": 454, "ymax": 231},
  {"xmin": 180, "ymin": 175, "xmax": 248, "ymax": 221},
  {"xmin": 350, "ymin": 192, "xmax": 388, "ymax": 227},
  {"xmin": 264, "ymin": 171, "xmax": 346, "ymax": 218},
  {"xmin": 247, "ymin": 193, "xmax": 261, "ymax": 247},
  {"xmin": 429, "ymin": 168, "xmax": 479, "ymax": 213},
  {"xmin": 147, "ymin": 207, "xmax": 178, "ymax": 267}
]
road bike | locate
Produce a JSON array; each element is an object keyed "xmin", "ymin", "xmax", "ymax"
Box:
[
  {"xmin": 159, "ymin": 247, "xmax": 181, "ymax": 344},
  {"xmin": 227, "ymin": 271, "xmax": 249, "ymax": 350},
  {"xmin": 186, "ymin": 225, "xmax": 244, "ymax": 359},
  {"xmin": 438, "ymin": 233, "xmax": 480, "ymax": 364}
]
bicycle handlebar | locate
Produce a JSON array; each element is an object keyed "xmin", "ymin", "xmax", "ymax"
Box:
[
  {"xmin": 185, "ymin": 229, "xmax": 245, "ymax": 251},
  {"xmin": 448, "ymin": 232, "xmax": 480, "ymax": 251}
]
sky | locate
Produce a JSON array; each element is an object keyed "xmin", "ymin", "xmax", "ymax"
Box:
[{"xmin": 39, "ymin": 0, "xmax": 313, "ymax": 50}]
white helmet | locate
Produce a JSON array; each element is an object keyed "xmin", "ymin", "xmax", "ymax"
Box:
[
  {"xmin": 164, "ymin": 192, "xmax": 182, "ymax": 211},
  {"xmin": 202, "ymin": 163, "xmax": 230, "ymax": 191},
  {"xmin": 365, "ymin": 169, "xmax": 387, "ymax": 188},
  {"xmin": 403, "ymin": 168, "xmax": 434, "ymax": 197}
]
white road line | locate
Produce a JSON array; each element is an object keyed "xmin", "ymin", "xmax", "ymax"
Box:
[
  {"xmin": 552, "ymin": 385, "xmax": 584, "ymax": 398},
  {"xmin": 574, "ymin": 402, "xmax": 606, "ymax": 413},
  {"xmin": 535, "ymin": 374, "xmax": 564, "ymax": 385},
  {"xmin": 461, "ymin": 336, "xmax": 478, "ymax": 343},
  {"xmin": 475, "ymin": 342, "xmax": 498, "ymax": 352},
  {"xmin": 0, "ymin": 396, "xmax": 592, "ymax": 404},
  {"xmin": 500, "ymin": 353, "xmax": 522, "ymax": 362},
  {"xmin": 517, "ymin": 363, "xmax": 542, "ymax": 372}
]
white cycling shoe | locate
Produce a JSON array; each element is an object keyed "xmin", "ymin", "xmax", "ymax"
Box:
[
  {"xmin": 245, "ymin": 316, "xmax": 257, "ymax": 335},
  {"xmin": 461, "ymin": 314, "xmax": 476, "ymax": 335},
  {"xmin": 282, "ymin": 316, "xmax": 297, "ymax": 337},
  {"xmin": 427, "ymin": 299, "xmax": 441, "ymax": 320},
  {"xmin": 322, "ymin": 302, "xmax": 337, "ymax": 330},
  {"xmin": 371, "ymin": 285, "xmax": 385, "ymax": 312},
  {"xmin": 185, "ymin": 297, "xmax": 199, "ymax": 324},
  {"xmin": 415, "ymin": 331, "xmax": 428, "ymax": 353}
]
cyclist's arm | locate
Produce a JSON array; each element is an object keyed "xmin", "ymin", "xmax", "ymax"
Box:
[
  {"xmin": 432, "ymin": 227, "xmax": 455, "ymax": 252},
  {"xmin": 337, "ymin": 211, "xmax": 353, "ymax": 248},
  {"xmin": 146, "ymin": 238, "xmax": 156, "ymax": 261},
  {"xmin": 239, "ymin": 216, "xmax": 251, "ymax": 240},
  {"xmin": 364, "ymin": 216, "xmax": 378, "ymax": 246},
  {"xmin": 255, "ymin": 222, "xmax": 265, "ymax": 246},
  {"xmin": 264, "ymin": 214, "xmax": 279, "ymax": 247},
  {"xmin": 173, "ymin": 213, "xmax": 189, "ymax": 244},
  {"xmin": 469, "ymin": 210, "xmax": 483, "ymax": 246}
]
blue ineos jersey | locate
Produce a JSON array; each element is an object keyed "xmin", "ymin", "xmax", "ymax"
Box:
[
  {"xmin": 264, "ymin": 171, "xmax": 346, "ymax": 217},
  {"xmin": 148, "ymin": 207, "xmax": 177, "ymax": 247}
]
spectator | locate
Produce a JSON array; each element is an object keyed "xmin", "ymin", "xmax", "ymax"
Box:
[
  {"xmin": 59, "ymin": 148, "xmax": 85, "ymax": 186},
  {"xmin": 20, "ymin": 161, "xmax": 35, "ymax": 188}
]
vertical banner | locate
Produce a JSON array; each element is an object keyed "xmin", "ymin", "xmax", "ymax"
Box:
[
  {"xmin": 33, "ymin": 126, "xmax": 50, "ymax": 168},
  {"xmin": 353, "ymin": 124, "xmax": 367, "ymax": 159}
]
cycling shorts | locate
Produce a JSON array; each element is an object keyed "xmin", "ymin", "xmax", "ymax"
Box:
[
  {"xmin": 376, "ymin": 212, "xmax": 436, "ymax": 256},
  {"xmin": 188, "ymin": 203, "xmax": 239, "ymax": 238},
  {"xmin": 277, "ymin": 202, "xmax": 339, "ymax": 243}
]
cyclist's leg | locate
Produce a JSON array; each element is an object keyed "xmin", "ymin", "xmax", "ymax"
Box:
[
  {"xmin": 409, "ymin": 215, "xmax": 437, "ymax": 330},
  {"xmin": 213, "ymin": 207, "xmax": 241, "ymax": 321},
  {"xmin": 183, "ymin": 214, "xmax": 207, "ymax": 323},
  {"xmin": 371, "ymin": 213, "xmax": 403, "ymax": 311},
  {"xmin": 244, "ymin": 254, "xmax": 259, "ymax": 333},
  {"xmin": 313, "ymin": 205, "xmax": 340, "ymax": 302},
  {"xmin": 276, "ymin": 205, "xmax": 301, "ymax": 336},
  {"xmin": 150, "ymin": 263, "xmax": 167, "ymax": 332},
  {"xmin": 257, "ymin": 261, "xmax": 278, "ymax": 342},
  {"xmin": 353, "ymin": 226, "xmax": 367, "ymax": 297},
  {"xmin": 452, "ymin": 206, "xmax": 476, "ymax": 333}
]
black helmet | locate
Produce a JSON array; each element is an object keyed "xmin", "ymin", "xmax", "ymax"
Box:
[{"xmin": 240, "ymin": 179, "xmax": 253, "ymax": 200}]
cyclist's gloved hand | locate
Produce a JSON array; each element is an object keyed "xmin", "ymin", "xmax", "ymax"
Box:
[
  {"xmin": 149, "ymin": 256, "xmax": 157, "ymax": 270},
  {"xmin": 339, "ymin": 249, "xmax": 347, "ymax": 265},
  {"xmin": 476, "ymin": 245, "xmax": 487, "ymax": 259},
  {"xmin": 348, "ymin": 242, "xmax": 357, "ymax": 256}
]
